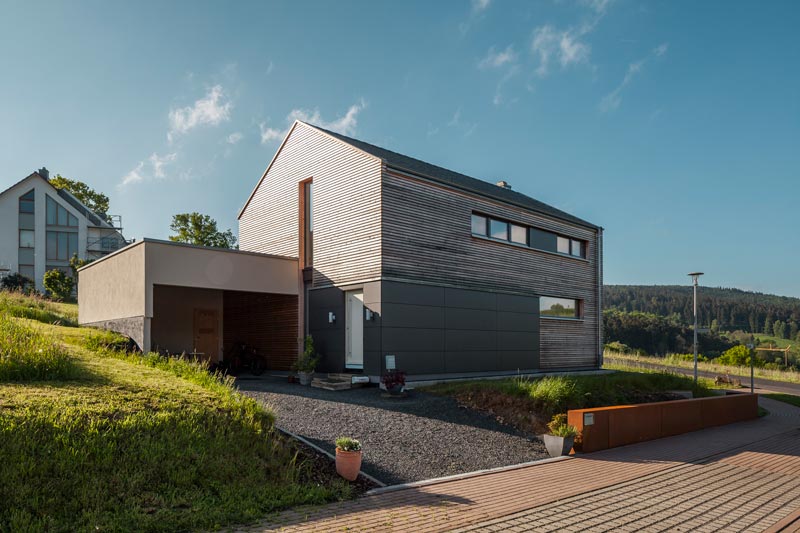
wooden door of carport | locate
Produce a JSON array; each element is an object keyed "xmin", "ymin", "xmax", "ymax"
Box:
[{"xmin": 193, "ymin": 308, "xmax": 219, "ymax": 363}]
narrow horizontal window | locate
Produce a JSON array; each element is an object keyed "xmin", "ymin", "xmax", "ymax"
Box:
[
  {"xmin": 490, "ymin": 219, "xmax": 508, "ymax": 240},
  {"xmin": 510, "ymin": 224, "xmax": 527, "ymax": 245},
  {"xmin": 540, "ymin": 297, "xmax": 580, "ymax": 319},
  {"xmin": 471, "ymin": 214, "xmax": 487, "ymax": 236}
]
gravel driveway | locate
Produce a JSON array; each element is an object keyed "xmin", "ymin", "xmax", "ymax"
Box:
[{"xmin": 238, "ymin": 377, "xmax": 548, "ymax": 485}]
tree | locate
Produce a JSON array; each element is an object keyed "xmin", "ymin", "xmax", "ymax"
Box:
[
  {"xmin": 1, "ymin": 273, "xmax": 34, "ymax": 293},
  {"xmin": 717, "ymin": 345, "xmax": 762, "ymax": 367},
  {"xmin": 773, "ymin": 320, "xmax": 786, "ymax": 339},
  {"xmin": 791, "ymin": 321, "xmax": 800, "ymax": 341},
  {"xmin": 169, "ymin": 212, "xmax": 237, "ymax": 249},
  {"xmin": 69, "ymin": 254, "xmax": 93, "ymax": 289},
  {"xmin": 43, "ymin": 269, "xmax": 74, "ymax": 300},
  {"xmin": 710, "ymin": 319, "xmax": 719, "ymax": 334},
  {"xmin": 764, "ymin": 315, "xmax": 773, "ymax": 336},
  {"xmin": 49, "ymin": 175, "xmax": 110, "ymax": 216}
]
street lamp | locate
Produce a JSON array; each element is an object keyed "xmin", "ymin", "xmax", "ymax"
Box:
[{"xmin": 688, "ymin": 272, "xmax": 704, "ymax": 383}]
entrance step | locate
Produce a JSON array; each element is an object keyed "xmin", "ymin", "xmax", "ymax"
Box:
[{"xmin": 311, "ymin": 377, "xmax": 352, "ymax": 391}]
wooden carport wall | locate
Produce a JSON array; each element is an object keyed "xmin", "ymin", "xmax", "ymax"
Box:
[{"xmin": 78, "ymin": 239, "xmax": 301, "ymax": 354}]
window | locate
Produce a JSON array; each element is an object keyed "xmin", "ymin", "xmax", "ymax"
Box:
[
  {"xmin": 19, "ymin": 189, "xmax": 34, "ymax": 213},
  {"xmin": 557, "ymin": 236, "xmax": 570, "ymax": 254},
  {"xmin": 19, "ymin": 230, "xmax": 34, "ymax": 248},
  {"xmin": 46, "ymin": 195, "xmax": 78, "ymax": 227},
  {"xmin": 46, "ymin": 231, "xmax": 78, "ymax": 261},
  {"xmin": 471, "ymin": 211, "xmax": 587, "ymax": 258},
  {"xmin": 301, "ymin": 180, "xmax": 313, "ymax": 267},
  {"xmin": 471, "ymin": 214, "xmax": 487, "ymax": 236},
  {"xmin": 510, "ymin": 224, "xmax": 527, "ymax": 245},
  {"xmin": 490, "ymin": 219, "xmax": 508, "ymax": 240},
  {"xmin": 18, "ymin": 265, "xmax": 34, "ymax": 280},
  {"xmin": 540, "ymin": 297, "xmax": 580, "ymax": 319}
]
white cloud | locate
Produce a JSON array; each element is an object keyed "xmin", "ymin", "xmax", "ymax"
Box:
[
  {"xmin": 448, "ymin": 108, "xmax": 462, "ymax": 127},
  {"xmin": 478, "ymin": 45, "xmax": 517, "ymax": 69},
  {"xmin": 149, "ymin": 152, "xmax": 177, "ymax": 178},
  {"xmin": 226, "ymin": 132, "xmax": 243, "ymax": 145},
  {"xmin": 288, "ymin": 98, "xmax": 367, "ymax": 136},
  {"xmin": 120, "ymin": 162, "xmax": 145, "ymax": 187},
  {"xmin": 531, "ymin": 24, "xmax": 592, "ymax": 77},
  {"xmin": 120, "ymin": 152, "xmax": 176, "ymax": 186},
  {"xmin": 266, "ymin": 61, "xmax": 274, "ymax": 75},
  {"xmin": 599, "ymin": 42, "xmax": 669, "ymax": 112},
  {"xmin": 580, "ymin": 0, "xmax": 612, "ymax": 14},
  {"xmin": 472, "ymin": 0, "xmax": 491, "ymax": 13},
  {"xmin": 167, "ymin": 85, "xmax": 232, "ymax": 142},
  {"xmin": 259, "ymin": 121, "xmax": 283, "ymax": 144},
  {"xmin": 493, "ymin": 65, "xmax": 520, "ymax": 106}
]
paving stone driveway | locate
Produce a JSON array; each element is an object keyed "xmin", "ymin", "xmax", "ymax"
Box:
[{"xmin": 237, "ymin": 395, "xmax": 800, "ymax": 533}]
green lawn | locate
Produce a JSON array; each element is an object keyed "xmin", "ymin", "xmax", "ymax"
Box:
[
  {"xmin": 764, "ymin": 393, "xmax": 800, "ymax": 408},
  {"xmin": 424, "ymin": 369, "xmax": 719, "ymax": 434},
  {"xmin": 0, "ymin": 297, "xmax": 350, "ymax": 532}
]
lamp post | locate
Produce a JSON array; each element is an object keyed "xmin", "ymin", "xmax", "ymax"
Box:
[{"xmin": 688, "ymin": 272, "xmax": 704, "ymax": 383}]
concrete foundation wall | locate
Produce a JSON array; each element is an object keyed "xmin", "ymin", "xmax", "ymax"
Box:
[{"xmin": 81, "ymin": 316, "xmax": 148, "ymax": 351}]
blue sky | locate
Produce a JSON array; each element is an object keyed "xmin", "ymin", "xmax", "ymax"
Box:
[{"xmin": 1, "ymin": 0, "xmax": 798, "ymax": 296}]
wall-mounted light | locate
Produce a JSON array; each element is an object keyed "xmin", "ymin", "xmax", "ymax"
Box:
[
  {"xmin": 328, "ymin": 311, "xmax": 336, "ymax": 324},
  {"xmin": 365, "ymin": 309, "xmax": 374, "ymax": 321}
]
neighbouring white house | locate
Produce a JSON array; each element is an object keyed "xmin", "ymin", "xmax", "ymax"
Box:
[{"xmin": 0, "ymin": 168, "xmax": 129, "ymax": 292}]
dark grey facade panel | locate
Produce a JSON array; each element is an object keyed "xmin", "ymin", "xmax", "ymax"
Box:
[
  {"xmin": 309, "ymin": 280, "xmax": 540, "ymax": 376},
  {"xmin": 381, "ymin": 281, "xmax": 445, "ymax": 306},
  {"xmin": 444, "ymin": 287, "xmax": 498, "ymax": 311}
]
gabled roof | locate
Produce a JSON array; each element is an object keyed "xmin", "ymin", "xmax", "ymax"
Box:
[
  {"xmin": 308, "ymin": 124, "xmax": 599, "ymax": 230},
  {"xmin": 0, "ymin": 171, "xmax": 113, "ymax": 228},
  {"xmin": 240, "ymin": 120, "xmax": 599, "ymax": 230}
]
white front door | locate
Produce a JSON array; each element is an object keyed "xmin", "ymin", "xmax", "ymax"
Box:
[{"xmin": 345, "ymin": 290, "xmax": 364, "ymax": 369}]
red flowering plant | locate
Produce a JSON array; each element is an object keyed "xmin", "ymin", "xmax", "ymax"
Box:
[{"xmin": 380, "ymin": 369, "xmax": 406, "ymax": 392}]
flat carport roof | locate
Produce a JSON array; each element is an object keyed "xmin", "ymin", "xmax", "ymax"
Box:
[{"xmin": 78, "ymin": 238, "xmax": 299, "ymax": 351}]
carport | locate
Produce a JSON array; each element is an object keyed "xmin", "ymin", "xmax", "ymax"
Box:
[{"xmin": 78, "ymin": 239, "xmax": 300, "ymax": 370}]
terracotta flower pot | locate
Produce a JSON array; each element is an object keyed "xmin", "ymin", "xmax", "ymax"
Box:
[{"xmin": 335, "ymin": 448, "xmax": 362, "ymax": 481}]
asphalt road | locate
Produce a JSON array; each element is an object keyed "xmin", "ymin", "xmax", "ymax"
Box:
[{"xmin": 608, "ymin": 358, "xmax": 800, "ymax": 396}]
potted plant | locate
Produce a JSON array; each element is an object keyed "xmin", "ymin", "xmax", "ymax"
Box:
[
  {"xmin": 335, "ymin": 436, "xmax": 362, "ymax": 481},
  {"xmin": 380, "ymin": 369, "xmax": 407, "ymax": 396},
  {"xmin": 292, "ymin": 335, "xmax": 319, "ymax": 386},
  {"xmin": 543, "ymin": 413, "xmax": 578, "ymax": 457}
]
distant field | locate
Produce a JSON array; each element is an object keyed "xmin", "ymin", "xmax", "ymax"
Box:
[{"xmin": 605, "ymin": 351, "xmax": 800, "ymax": 385}]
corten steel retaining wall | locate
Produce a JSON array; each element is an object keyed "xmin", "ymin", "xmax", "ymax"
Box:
[{"xmin": 568, "ymin": 393, "xmax": 759, "ymax": 453}]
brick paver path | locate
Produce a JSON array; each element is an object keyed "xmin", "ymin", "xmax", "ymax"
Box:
[{"xmin": 240, "ymin": 396, "xmax": 800, "ymax": 533}]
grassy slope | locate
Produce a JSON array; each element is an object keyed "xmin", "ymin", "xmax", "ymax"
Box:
[
  {"xmin": 605, "ymin": 351, "xmax": 800, "ymax": 384},
  {"xmin": 0, "ymin": 301, "xmax": 349, "ymax": 532}
]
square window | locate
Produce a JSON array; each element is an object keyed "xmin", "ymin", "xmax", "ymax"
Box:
[
  {"xmin": 57, "ymin": 232, "xmax": 68, "ymax": 260},
  {"xmin": 19, "ymin": 200, "xmax": 34, "ymax": 213},
  {"xmin": 510, "ymin": 224, "xmax": 527, "ymax": 245},
  {"xmin": 19, "ymin": 230, "xmax": 35, "ymax": 248},
  {"xmin": 490, "ymin": 219, "xmax": 509, "ymax": 240},
  {"xmin": 557, "ymin": 236, "xmax": 570, "ymax": 254},
  {"xmin": 68, "ymin": 213, "xmax": 78, "ymax": 227},
  {"xmin": 57, "ymin": 205, "xmax": 67, "ymax": 226},
  {"xmin": 47, "ymin": 232, "xmax": 57, "ymax": 259},
  {"xmin": 571, "ymin": 239, "xmax": 584, "ymax": 258},
  {"xmin": 471, "ymin": 214, "xmax": 487, "ymax": 235}
]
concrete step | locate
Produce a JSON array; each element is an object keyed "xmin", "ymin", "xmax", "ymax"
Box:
[
  {"xmin": 311, "ymin": 378, "xmax": 351, "ymax": 391},
  {"xmin": 328, "ymin": 373, "xmax": 359, "ymax": 381}
]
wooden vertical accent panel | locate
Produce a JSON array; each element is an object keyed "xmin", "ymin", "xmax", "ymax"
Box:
[{"xmin": 223, "ymin": 291, "xmax": 299, "ymax": 370}]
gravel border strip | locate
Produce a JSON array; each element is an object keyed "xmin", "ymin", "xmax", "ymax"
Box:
[{"xmin": 365, "ymin": 455, "xmax": 571, "ymax": 496}]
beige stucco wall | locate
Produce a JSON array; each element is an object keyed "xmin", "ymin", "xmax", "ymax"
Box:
[
  {"xmin": 150, "ymin": 285, "xmax": 224, "ymax": 360},
  {"xmin": 142, "ymin": 241, "xmax": 298, "ymax": 316},
  {"xmin": 78, "ymin": 241, "xmax": 146, "ymax": 323}
]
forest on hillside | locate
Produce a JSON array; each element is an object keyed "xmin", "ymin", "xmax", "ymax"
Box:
[{"xmin": 604, "ymin": 285, "xmax": 800, "ymax": 339}]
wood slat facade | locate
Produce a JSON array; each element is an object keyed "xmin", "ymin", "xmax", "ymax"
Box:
[
  {"xmin": 240, "ymin": 122, "xmax": 383, "ymax": 287},
  {"xmin": 380, "ymin": 169, "xmax": 601, "ymax": 369},
  {"xmin": 239, "ymin": 122, "xmax": 603, "ymax": 374}
]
